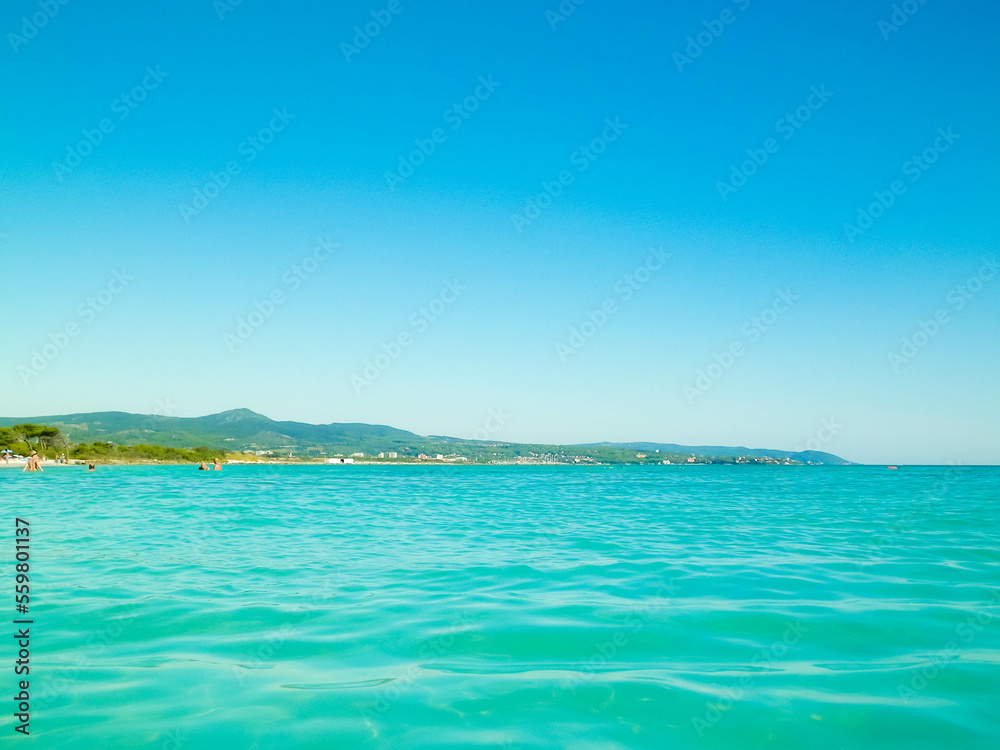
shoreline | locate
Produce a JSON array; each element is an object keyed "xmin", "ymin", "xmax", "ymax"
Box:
[{"xmin": 0, "ymin": 459, "xmax": 866, "ymax": 469}]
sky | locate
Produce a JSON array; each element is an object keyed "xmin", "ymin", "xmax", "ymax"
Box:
[{"xmin": 1, "ymin": 0, "xmax": 998, "ymax": 465}]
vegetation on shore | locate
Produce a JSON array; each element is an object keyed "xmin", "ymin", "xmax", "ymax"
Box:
[
  {"xmin": 0, "ymin": 424, "xmax": 225, "ymax": 464},
  {"xmin": 0, "ymin": 424, "xmax": 67, "ymax": 458},
  {"xmin": 68, "ymin": 442, "xmax": 223, "ymax": 463},
  {"xmin": 0, "ymin": 409, "xmax": 851, "ymax": 464},
  {"xmin": 0, "ymin": 421, "xmax": 809, "ymax": 466}
]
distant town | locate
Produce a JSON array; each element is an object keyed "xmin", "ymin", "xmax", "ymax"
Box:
[{"xmin": 0, "ymin": 409, "xmax": 852, "ymax": 466}]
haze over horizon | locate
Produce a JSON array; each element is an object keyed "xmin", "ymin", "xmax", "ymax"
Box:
[{"xmin": 3, "ymin": 0, "xmax": 998, "ymax": 466}]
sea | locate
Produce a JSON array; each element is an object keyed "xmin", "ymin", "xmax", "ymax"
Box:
[{"xmin": 1, "ymin": 464, "xmax": 998, "ymax": 749}]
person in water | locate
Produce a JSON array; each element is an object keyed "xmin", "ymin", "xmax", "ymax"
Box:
[
  {"xmin": 198, "ymin": 462, "xmax": 209, "ymax": 471},
  {"xmin": 22, "ymin": 452, "xmax": 42, "ymax": 472},
  {"xmin": 213, "ymin": 458, "xmax": 222, "ymax": 471},
  {"xmin": 88, "ymin": 463, "xmax": 96, "ymax": 472}
]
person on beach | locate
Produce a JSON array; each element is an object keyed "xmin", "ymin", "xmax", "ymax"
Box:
[
  {"xmin": 213, "ymin": 458, "xmax": 222, "ymax": 471},
  {"xmin": 22, "ymin": 452, "xmax": 42, "ymax": 472}
]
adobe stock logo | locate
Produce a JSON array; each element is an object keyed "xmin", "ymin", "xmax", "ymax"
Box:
[
  {"xmin": 179, "ymin": 107, "xmax": 296, "ymax": 223},
  {"xmin": 18, "ymin": 270, "xmax": 134, "ymax": 385},
  {"xmin": 843, "ymin": 127, "xmax": 959, "ymax": 242},
  {"xmin": 673, "ymin": 0, "xmax": 751, "ymax": 73},
  {"xmin": 546, "ymin": 0, "xmax": 586, "ymax": 31},
  {"xmin": 511, "ymin": 117, "xmax": 628, "ymax": 233},
  {"xmin": 887, "ymin": 258, "xmax": 997, "ymax": 373},
  {"xmin": 224, "ymin": 237, "xmax": 336, "ymax": 353},
  {"xmin": 471, "ymin": 408, "xmax": 511, "ymax": 441},
  {"xmin": 684, "ymin": 289, "xmax": 798, "ymax": 403},
  {"xmin": 385, "ymin": 75, "xmax": 500, "ymax": 191},
  {"xmin": 878, "ymin": 0, "xmax": 930, "ymax": 40},
  {"xmin": 351, "ymin": 280, "xmax": 465, "ymax": 393},
  {"xmin": 556, "ymin": 246, "xmax": 670, "ymax": 362},
  {"xmin": 716, "ymin": 86, "xmax": 833, "ymax": 201},
  {"xmin": 340, "ymin": 0, "xmax": 411, "ymax": 63},
  {"xmin": 52, "ymin": 66, "xmax": 169, "ymax": 182},
  {"xmin": 7, "ymin": 0, "xmax": 72, "ymax": 53}
]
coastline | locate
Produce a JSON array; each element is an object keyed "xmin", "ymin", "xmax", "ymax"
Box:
[{"xmin": 0, "ymin": 459, "xmax": 857, "ymax": 469}]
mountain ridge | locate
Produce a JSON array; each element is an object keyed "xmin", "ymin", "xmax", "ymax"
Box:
[
  {"xmin": 579, "ymin": 441, "xmax": 852, "ymax": 466},
  {"xmin": 0, "ymin": 409, "xmax": 855, "ymax": 464}
]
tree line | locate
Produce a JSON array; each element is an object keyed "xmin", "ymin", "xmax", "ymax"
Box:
[
  {"xmin": 0, "ymin": 424, "xmax": 221, "ymax": 463},
  {"xmin": 0, "ymin": 424, "xmax": 66, "ymax": 455}
]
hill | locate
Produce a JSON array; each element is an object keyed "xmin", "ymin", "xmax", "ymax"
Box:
[
  {"xmin": 579, "ymin": 442, "xmax": 853, "ymax": 466},
  {"xmin": 0, "ymin": 410, "xmax": 854, "ymax": 464},
  {"xmin": 0, "ymin": 409, "xmax": 418, "ymax": 456}
]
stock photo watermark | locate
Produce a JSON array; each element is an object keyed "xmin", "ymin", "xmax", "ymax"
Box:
[
  {"xmin": 560, "ymin": 581, "xmax": 675, "ymax": 695},
  {"xmin": 351, "ymin": 279, "xmax": 466, "ymax": 393},
  {"xmin": 556, "ymin": 245, "xmax": 670, "ymax": 362},
  {"xmin": 793, "ymin": 417, "xmax": 843, "ymax": 454},
  {"xmin": 359, "ymin": 610, "xmax": 477, "ymax": 725},
  {"xmin": 546, "ymin": 0, "xmax": 586, "ymax": 31},
  {"xmin": 18, "ymin": 270, "xmax": 133, "ymax": 385},
  {"xmin": 214, "ymin": 0, "xmax": 245, "ymax": 21},
  {"xmin": 137, "ymin": 397, "xmax": 180, "ymax": 434},
  {"xmin": 7, "ymin": 0, "xmax": 72, "ymax": 52},
  {"xmin": 673, "ymin": 0, "xmax": 751, "ymax": 73},
  {"xmin": 887, "ymin": 257, "xmax": 996, "ymax": 372},
  {"xmin": 179, "ymin": 107, "xmax": 296, "ymax": 223},
  {"xmin": 52, "ymin": 65, "xmax": 169, "ymax": 182},
  {"xmin": 858, "ymin": 462, "xmax": 965, "ymax": 573},
  {"xmin": 511, "ymin": 117, "xmax": 628, "ymax": 232},
  {"xmin": 471, "ymin": 407, "xmax": 511, "ymax": 441},
  {"xmin": 692, "ymin": 620, "xmax": 809, "ymax": 736},
  {"xmin": 341, "ymin": 0, "xmax": 412, "ymax": 63},
  {"xmin": 716, "ymin": 85, "xmax": 833, "ymax": 201},
  {"xmin": 224, "ymin": 237, "xmax": 337, "ymax": 353},
  {"xmin": 385, "ymin": 75, "xmax": 501, "ymax": 190},
  {"xmin": 843, "ymin": 126, "xmax": 959, "ymax": 242},
  {"xmin": 158, "ymin": 729, "xmax": 187, "ymax": 750},
  {"xmin": 231, "ymin": 577, "xmax": 340, "ymax": 684},
  {"xmin": 684, "ymin": 289, "xmax": 798, "ymax": 403},
  {"xmin": 34, "ymin": 603, "xmax": 140, "ymax": 713},
  {"xmin": 878, "ymin": 0, "xmax": 930, "ymax": 40},
  {"xmin": 896, "ymin": 588, "xmax": 1000, "ymax": 702}
]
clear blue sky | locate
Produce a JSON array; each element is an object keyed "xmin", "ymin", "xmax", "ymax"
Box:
[{"xmin": 2, "ymin": 0, "xmax": 998, "ymax": 464}]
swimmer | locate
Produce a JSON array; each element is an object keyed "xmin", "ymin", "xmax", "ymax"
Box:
[
  {"xmin": 213, "ymin": 458, "xmax": 222, "ymax": 471},
  {"xmin": 198, "ymin": 462, "xmax": 210, "ymax": 471},
  {"xmin": 22, "ymin": 451, "xmax": 42, "ymax": 472}
]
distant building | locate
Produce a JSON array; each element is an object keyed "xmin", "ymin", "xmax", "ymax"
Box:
[
  {"xmin": 387, "ymin": 451, "xmax": 398, "ymax": 459},
  {"xmin": 351, "ymin": 452, "xmax": 364, "ymax": 458},
  {"xmin": 435, "ymin": 454, "xmax": 444, "ymax": 460},
  {"xmin": 325, "ymin": 458, "xmax": 355, "ymax": 464}
]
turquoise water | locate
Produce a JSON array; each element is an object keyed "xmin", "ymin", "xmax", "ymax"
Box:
[{"xmin": 2, "ymin": 465, "xmax": 998, "ymax": 748}]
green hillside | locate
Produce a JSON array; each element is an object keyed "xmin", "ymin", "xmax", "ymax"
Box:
[{"xmin": 0, "ymin": 409, "xmax": 854, "ymax": 465}]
